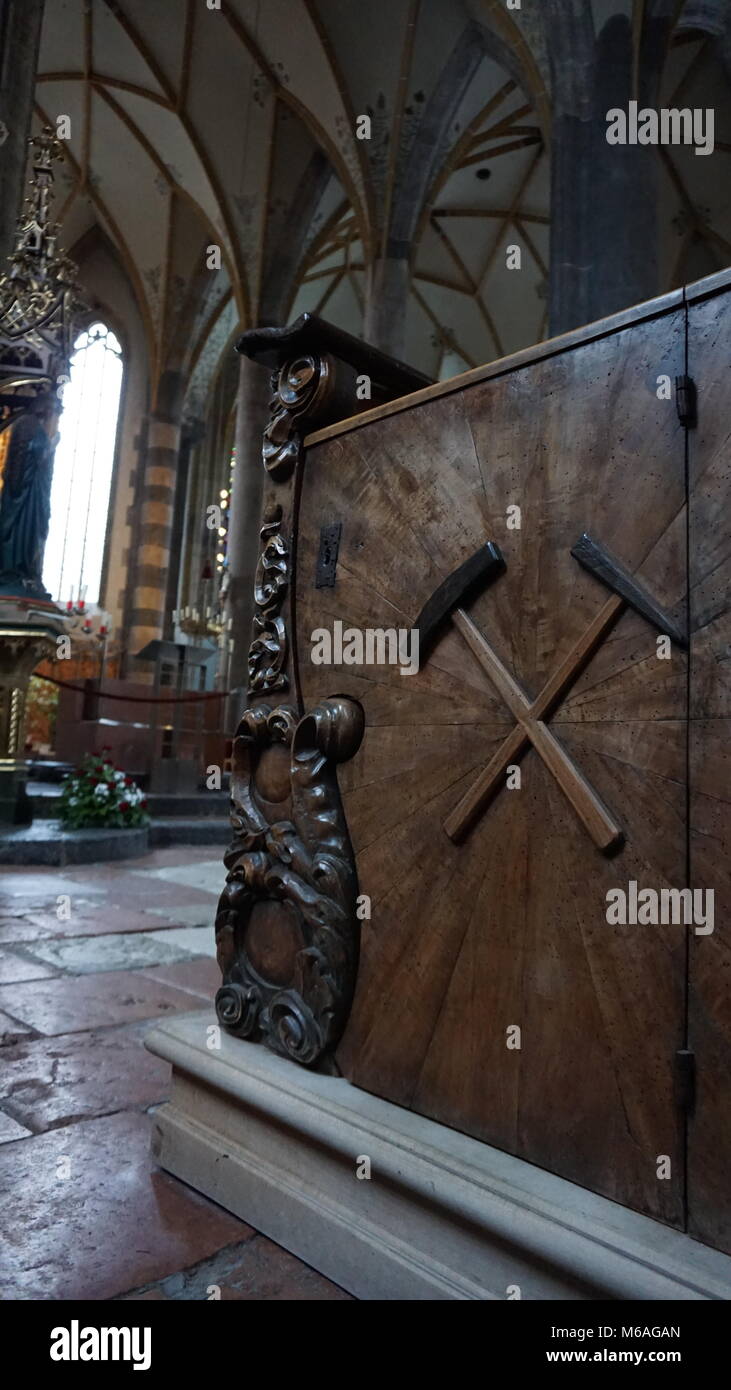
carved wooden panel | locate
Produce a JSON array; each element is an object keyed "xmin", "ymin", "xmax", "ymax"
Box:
[
  {"xmin": 215, "ymin": 316, "xmax": 429, "ymax": 1070},
  {"xmin": 686, "ymin": 275, "xmax": 731, "ymax": 1254},
  {"xmin": 295, "ymin": 301, "xmax": 689, "ymax": 1228}
]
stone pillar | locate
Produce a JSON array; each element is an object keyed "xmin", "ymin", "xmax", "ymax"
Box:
[
  {"xmin": 364, "ymin": 249, "xmax": 411, "ymax": 360},
  {"xmin": 164, "ymin": 416, "xmax": 205, "ymax": 632},
  {"xmin": 0, "ymin": 0, "xmax": 45, "ymax": 265},
  {"xmin": 225, "ymin": 355, "xmax": 269, "ymax": 702},
  {"xmin": 548, "ymin": 7, "xmax": 659, "ymax": 336},
  {"xmin": 127, "ymin": 371, "xmax": 184, "ymax": 660}
]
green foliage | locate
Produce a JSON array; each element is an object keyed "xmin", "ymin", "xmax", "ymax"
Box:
[{"xmin": 57, "ymin": 752, "xmax": 149, "ymax": 830}]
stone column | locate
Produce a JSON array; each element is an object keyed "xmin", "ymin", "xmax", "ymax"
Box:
[
  {"xmin": 225, "ymin": 354, "xmax": 270, "ymax": 704},
  {"xmin": 127, "ymin": 371, "xmax": 184, "ymax": 660},
  {"xmin": 0, "ymin": 0, "xmax": 45, "ymax": 265},
  {"xmin": 363, "ymin": 249, "xmax": 411, "ymax": 360},
  {"xmin": 548, "ymin": 6, "xmax": 659, "ymax": 336},
  {"xmin": 164, "ymin": 415, "xmax": 205, "ymax": 632}
]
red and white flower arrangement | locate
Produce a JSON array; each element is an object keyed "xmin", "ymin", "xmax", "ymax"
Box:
[{"xmin": 58, "ymin": 751, "xmax": 149, "ymax": 830}]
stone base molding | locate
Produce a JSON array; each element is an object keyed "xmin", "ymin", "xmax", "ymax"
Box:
[{"xmin": 145, "ymin": 1011, "xmax": 731, "ymax": 1302}]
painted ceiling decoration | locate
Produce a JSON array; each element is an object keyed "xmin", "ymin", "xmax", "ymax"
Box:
[{"xmin": 32, "ymin": 0, "xmax": 731, "ymax": 411}]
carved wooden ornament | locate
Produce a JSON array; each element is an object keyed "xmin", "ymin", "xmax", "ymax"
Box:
[
  {"xmin": 216, "ymin": 312, "xmax": 424, "ymax": 1067},
  {"xmin": 214, "ymin": 697, "xmax": 364, "ymax": 1065}
]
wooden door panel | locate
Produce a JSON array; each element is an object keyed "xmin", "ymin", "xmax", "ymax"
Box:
[
  {"xmin": 687, "ymin": 281, "xmax": 731, "ymax": 1254},
  {"xmin": 296, "ymin": 304, "xmax": 687, "ymax": 1226}
]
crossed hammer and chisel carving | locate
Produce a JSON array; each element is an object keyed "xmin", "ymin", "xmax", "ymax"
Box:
[{"xmin": 414, "ymin": 534, "xmax": 687, "ymax": 852}]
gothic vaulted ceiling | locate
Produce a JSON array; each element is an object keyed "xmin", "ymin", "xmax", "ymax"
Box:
[{"xmin": 33, "ymin": 0, "xmax": 731, "ymax": 411}]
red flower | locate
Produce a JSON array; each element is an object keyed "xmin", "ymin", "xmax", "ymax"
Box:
[
  {"xmin": 141, "ymin": 799, "xmax": 148, "ymax": 809},
  {"xmin": 120, "ymin": 801, "xmax": 130, "ymax": 812},
  {"xmin": 124, "ymin": 776, "xmax": 132, "ymax": 786}
]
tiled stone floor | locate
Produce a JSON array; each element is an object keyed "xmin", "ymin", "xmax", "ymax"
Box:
[{"xmin": 0, "ymin": 846, "xmax": 351, "ymax": 1301}]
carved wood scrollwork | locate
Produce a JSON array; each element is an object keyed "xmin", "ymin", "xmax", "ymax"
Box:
[
  {"xmin": 248, "ymin": 505, "xmax": 289, "ymax": 695},
  {"xmin": 224, "ymin": 312, "xmax": 433, "ymax": 1066},
  {"xmin": 262, "ymin": 354, "xmax": 332, "ymax": 481},
  {"xmin": 214, "ymin": 696, "xmax": 365, "ymax": 1067}
]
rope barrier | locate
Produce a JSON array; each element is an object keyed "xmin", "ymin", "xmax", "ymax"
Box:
[{"xmin": 36, "ymin": 674, "xmax": 231, "ymax": 704}]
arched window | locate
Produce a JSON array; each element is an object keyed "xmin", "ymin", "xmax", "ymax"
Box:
[{"xmin": 43, "ymin": 320, "xmax": 123, "ymax": 606}]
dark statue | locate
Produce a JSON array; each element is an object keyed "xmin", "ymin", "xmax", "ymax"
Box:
[{"xmin": 0, "ymin": 410, "xmax": 55, "ymax": 599}]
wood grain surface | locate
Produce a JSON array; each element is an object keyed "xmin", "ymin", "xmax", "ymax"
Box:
[
  {"xmin": 687, "ymin": 286, "xmax": 731, "ymax": 1255},
  {"xmin": 294, "ymin": 301, "xmax": 691, "ymax": 1231}
]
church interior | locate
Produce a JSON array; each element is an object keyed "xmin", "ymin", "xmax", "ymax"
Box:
[{"xmin": 1, "ymin": 0, "xmax": 730, "ymax": 1312}]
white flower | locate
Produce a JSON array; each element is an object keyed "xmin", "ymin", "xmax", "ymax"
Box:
[
  {"xmin": 114, "ymin": 770, "xmax": 125, "ymax": 783},
  {"xmin": 93, "ymin": 782, "xmax": 109, "ymax": 797}
]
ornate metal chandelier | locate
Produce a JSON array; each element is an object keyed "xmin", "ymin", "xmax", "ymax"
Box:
[{"xmin": 0, "ymin": 127, "xmax": 80, "ymax": 429}]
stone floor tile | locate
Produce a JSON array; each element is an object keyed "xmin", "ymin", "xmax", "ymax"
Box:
[
  {"xmin": 0, "ymin": 904, "xmax": 211, "ymax": 945},
  {"xmin": 144, "ymin": 925, "xmax": 217, "ymax": 957},
  {"xmin": 145, "ymin": 957, "xmax": 221, "ymax": 999},
  {"xmin": 19, "ymin": 906, "xmax": 185, "ymax": 938},
  {"xmin": 0, "ymin": 1110, "xmax": 33, "ymax": 1143},
  {"xmin": 0, "ymin": 874, "xmax": 105, "ymax": 900},
  {"xmin": 0, "ymin": 904, "xmax": 52, "ymax": 919},
  {"xmin": 4, "ymin": 868, "xmax": 216, "ymax": 915},
  {"xmin": 0, "ymin": 1023, "xmax": 170, "ymax": 1131},
  {"xmin": 216, "ymin": 1236, "xmax": 353, "ymax": 1301},
  {"xmin": 0, "ymin": 1111, "xmax": 251, "ymax": 1299},
  {"xmin": 117, "ymin": 1235, "xmax": 352, "ymax": 1302},
  {"xmin": 145, "ymin": 905, "xmax": 217, "ymax": 928},
  {"xmin": 0, "ymin": 918, "xmax": 61, "ymax": 944},
  {"xmin": 0, "ymin": 969, "xmax": 206, "ymax": 1036},
  {"xmin": 135, "ymin": 861, "xmax": 223, "ymax": 894},
  {"xmin": 23, "ymin": 931, "xmax": 198, "ymax": 976},
  {"xmin": 104, "ymin": 885, "xmax": 216, "ymax": 915},
  {"xmin": 132, "ymin": 847, "xmax": 222, "ymax": 870},
  {"xmin": 0, "ymin": 1009, "xmax": 36, "ymax": 1045},
  {"xmin": 0, "ymin": 949, "xmax": 57, "ymax": 984},
  {"xmin": 118, "ymin": 1289, "xmax": 171, "ymax": 1301}
]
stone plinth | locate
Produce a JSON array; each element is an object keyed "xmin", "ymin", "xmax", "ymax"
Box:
[
  {"xmin": 0, "ymin": 819, "xmax": 149, "ymax": 865},
  {"xmin": 145, "ymin": 1012, "xmax": 731, "ymax": 1302}
]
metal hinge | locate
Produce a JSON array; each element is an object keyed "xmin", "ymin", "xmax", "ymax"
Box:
[
  {"xmin": 315, "ymin": 522, "xmax": 341, "ymax": 588},
  {"xmin": 675, "ymin": 375, "xmax": 697, "ymax": 427},
  {"xmin": 674, "ymin": 1048, "xmax": 696, "ymax": 1113}
]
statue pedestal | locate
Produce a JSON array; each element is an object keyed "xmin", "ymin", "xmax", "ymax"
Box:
[
  {"xmin": 145, "ymin": 1011, "xmax": 731, "ymax": 1301},
  {"xmin": 0, "ymin": 596, "xmax": 66, "ymax": 826}
]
